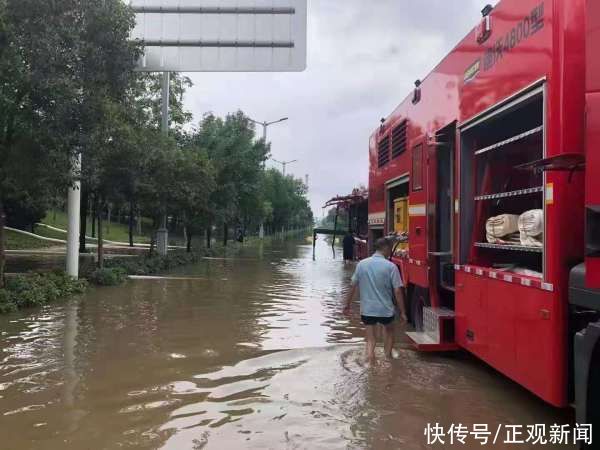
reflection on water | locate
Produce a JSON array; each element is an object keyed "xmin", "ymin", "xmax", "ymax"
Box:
[{"xmin": 0, "ymin": 238, "xmax": 573, "ymax": 449}]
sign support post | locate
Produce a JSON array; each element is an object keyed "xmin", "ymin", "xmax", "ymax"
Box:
[
  {"xmin": 66, "ymin": 153, "xmax": 81, "ymax": 278},
  {"xmin": 156, "ymin": 71, "xmax": 170, "ymax": 256}
]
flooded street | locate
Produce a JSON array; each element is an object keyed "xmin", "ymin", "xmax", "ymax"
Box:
[{"xmin": 1, "ymin": 238, "xmax": 573, "ymax": 449}]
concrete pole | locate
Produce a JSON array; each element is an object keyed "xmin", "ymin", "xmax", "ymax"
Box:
[
  {"xmin": 161, "ymin": 72, "xmax": 170, "ymax": 132},
  {"xmin": 156, "ymin": 71, "xmax": 170, "ymax": 256},
  {"xmin": 259, "ymin": 123, "xmax": 267, "ymax": 239},
  {"xmin": 66, "ymin": 153, "xmax": 81, "ymax": 278}
]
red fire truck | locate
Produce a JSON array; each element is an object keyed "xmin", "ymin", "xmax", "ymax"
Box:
[{"xmin": 368, "ymin": 0, "xmax": 600, "ymax": 427}]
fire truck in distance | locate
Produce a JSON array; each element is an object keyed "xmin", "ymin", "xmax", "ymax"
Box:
[{"xmin": 368, "ymin": 0, "xmax": 600, "ymax": 429}]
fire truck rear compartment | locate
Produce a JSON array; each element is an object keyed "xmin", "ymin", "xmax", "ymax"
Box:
[
  {"xmin": 459, "ymin": 90, "xmax": 545, "ymax": 276},
  {"xmin": 407, "ymin": 91, "xmax": 545, "ymax": 353}
]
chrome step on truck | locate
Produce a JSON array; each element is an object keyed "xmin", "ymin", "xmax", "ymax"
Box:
[{"xmin": 406, "ymin": 307, "xmax": 460, "ymax": 352}]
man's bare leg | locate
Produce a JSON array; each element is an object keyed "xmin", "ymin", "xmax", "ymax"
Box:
[
  {"xmin": 365, "ymin": 325, "xmax": 376, "ymax": 363},
  {"xmin": 383, "ymin": 322, "xmax": 395, "ymax": 359}
]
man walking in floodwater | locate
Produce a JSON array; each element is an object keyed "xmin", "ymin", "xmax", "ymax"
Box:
[{"xmin": 344, "ymin": 237, "xmax": 407, "ymax": 362}]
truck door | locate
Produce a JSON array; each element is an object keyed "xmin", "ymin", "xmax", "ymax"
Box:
[
  {"xmin": 409, "ymin": 139, "xmax": 428, "ymax": 264},
  {"xmin": 429, "ymin": 124, "xmax": 456, "ymax": 292}
]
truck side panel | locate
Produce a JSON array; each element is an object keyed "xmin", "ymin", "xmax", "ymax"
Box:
[
  {"xmin": 586, "ymin": 95, "xmax": 600, "ymax": 287},
  {"xmin": 586, "ymin": 0, "xmax": 600, "ymax": 287},
  {"xmin": 457, "ymin": 271, "xmax": 565, "ymax": 406}
]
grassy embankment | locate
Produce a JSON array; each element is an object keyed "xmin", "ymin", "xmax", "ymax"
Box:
[
  {"xmin": 6, "ymin": 229, "xmax": 58, "ymax": 250},
  {"xmin": 42, "ymin": 210, "xmax": 152, "ymax": 244}
]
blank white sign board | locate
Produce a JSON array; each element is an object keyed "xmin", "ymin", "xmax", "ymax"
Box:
[{"xmin": 130, "ymin": 0, "xmax": 307, "ymax": 72}]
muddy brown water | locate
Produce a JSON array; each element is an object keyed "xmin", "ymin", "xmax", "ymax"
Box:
[{"xmin": 1, "ymin": 238, "xmax": 575, "ymax": 449}]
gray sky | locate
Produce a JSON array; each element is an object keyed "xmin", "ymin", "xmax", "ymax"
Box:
[{"xmin": 183, "ymin": 1, "xmax": 496, "ymax": 218}]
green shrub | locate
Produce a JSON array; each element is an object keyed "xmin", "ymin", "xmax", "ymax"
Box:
[
  {"xmin": 103, "ymin": 250, "xmax": 204, "ymax": 278},
  {"xmin": 45, "ymin": 271, "xmax": 87, "ymax": 295},
  {"xmin": 89, "ymin": 267, "xmax": 127, "ymax": 286},
  {"xmin": 0, "ymin": 290, "xmax": 17, "ymax": 314},
  {"xmin": 1, "ymin": 271, "xmax": 88, "ymax": 313}
]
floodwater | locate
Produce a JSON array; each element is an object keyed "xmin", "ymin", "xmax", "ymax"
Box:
[{"xmin": 1, "ymin": 237, "xmax": 574, "ymax": 449}]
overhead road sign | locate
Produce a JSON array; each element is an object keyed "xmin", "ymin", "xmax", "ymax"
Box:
[
  {"xmin": 131, "ymin": 6, "xmax": 296, "ymax": 14},
  {"xmin": 130, "ymin": 0, "xmax": 307, "ymax": 72}
]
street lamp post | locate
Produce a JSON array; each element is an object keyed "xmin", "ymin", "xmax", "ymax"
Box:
[
  {"xmin": 271, "ymin": 158, "xmax": 298, "ymax": 176},
  {"xmin": 249, "ymin": 117, "xmax": 288, "ymax": 142},
  {"xmin": 248, "ymin": 116, "xmax": 289, "ymax": 240}
]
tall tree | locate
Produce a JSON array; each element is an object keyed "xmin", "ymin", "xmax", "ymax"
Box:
[
  {"xmin": 0, "ymin": 0, "xmax": 79, "ymax": 284},
  {"xmin": 192, "ymin": 111, "xmax": 269, "ymax": 245}
]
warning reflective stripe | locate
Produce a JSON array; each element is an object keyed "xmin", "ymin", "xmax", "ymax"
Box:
[
  {"xmin": 545, "ymin": 183, "xmax": 554, "ymax": 205},
  {"xmin": 368, "ymin": 212, "xmax": 385, "ymax": 225},
  {"xmin": 458, "ymin": 265, "xmax": 553, "ymax": 292},
  {"xmin": 409, "ymin": 204, "xmax": 426, "ymax": 216},
  {"xmin": 541, "ymin": 283, "xmax": 554, "ymax": 292}
]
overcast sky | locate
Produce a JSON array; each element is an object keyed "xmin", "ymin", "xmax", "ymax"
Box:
[{"xmin": 182, "ymin": 1, "xmax": 497, "ymax": 218}]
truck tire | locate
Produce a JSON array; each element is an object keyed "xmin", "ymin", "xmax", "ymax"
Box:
[
  {"xmin": 410, "ymin": 286, "xmax": 430, "ymax": 332},
  {"xmin": 587, "ymin": 353, "xmax": 600, "ymax": 449},
  {"xmin": 574, "ymin": 322, "xmax": 600, "ymax": 449}
]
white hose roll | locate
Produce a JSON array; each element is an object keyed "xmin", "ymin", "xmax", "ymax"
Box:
[
  {"xmin": 486, "ymin": 214, "xmax": 519, "ymax": 243},
  {"xmin": 518, "ymin": 209, "xmax": 543, "ymax": 247}
]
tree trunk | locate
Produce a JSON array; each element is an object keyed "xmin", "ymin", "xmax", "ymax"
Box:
[
  {"xmin": 106, "ymin": 203, "xmax": 111, "ymax": 235},
  {"xmin": 97, "ymin": 202, "xmax": 104, "ymax": 269},
  {"xmin": 91, "ymin": 197, "xmax": 97, "ymax": 238},
  {"xmin": 148, "ymin": 216, "xmax": 157, "ymax": 256},
  {"xmin": 137, "ymin": 213, "xmax": 142, "ymax": 235},
  {"xmin": 332, "ymin": 205, "xmax": 339, "ymax": 255},
  {"xmin": 149, "ymin": 236, "xmax": 155, "ymax": 256},
  {"xmin": 128, "ymin": 201, "xmax": 134, "ymax": 247},
  {"xmin": 223, "ymin": 222, "xmax": 228, "ymax": 247},
  {"xmin": 186, "ymin": 232, "xmax": 192, "ymax": 253},
  {"xmin": 206, "ymin": 225, "xmax": 212, "ymax": 249},
  {"xmin": 0, "ymin": 199, "xmax": 6, "ymax": 288},
  {"xmin": 79, "ymin": 186, "xmax": 88, "ymax": 253}
]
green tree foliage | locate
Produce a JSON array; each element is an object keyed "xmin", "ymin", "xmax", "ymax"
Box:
[
  {"xmin": 190, "ymin": 112, "xmax": 270, "ymax": 245},
  {"xmin": 1, "ymin": 0, "xmax": 313, "ymax": 281},
  {"xmin": 321, "ymin": 207, "xmax": 349, "ymax": 231},
  {"xmin": 0, "ymin": 0, "xmax": 140, "ymax": 283},
  {"xmin": 261, "ymin": 169, "xmax": 314, "ymax": 234}
]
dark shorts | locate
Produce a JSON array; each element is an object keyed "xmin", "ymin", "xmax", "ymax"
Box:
[{"xmin": 361, "ymin": 315, "xmax": 395, "ymax": 326}]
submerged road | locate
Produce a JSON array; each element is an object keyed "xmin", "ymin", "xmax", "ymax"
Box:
[{"xmin": 1, "ymin": 237, "xmax": 574, "ymax": 449}]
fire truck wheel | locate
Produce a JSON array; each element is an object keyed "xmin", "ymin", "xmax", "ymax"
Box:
[
  {"xmin": 587, "ymin": 346, "xmax": 600, "ymax": 448},
  {"xmin": 410, "ymin": 286, "xmax": 430, "ymax": 332}
]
